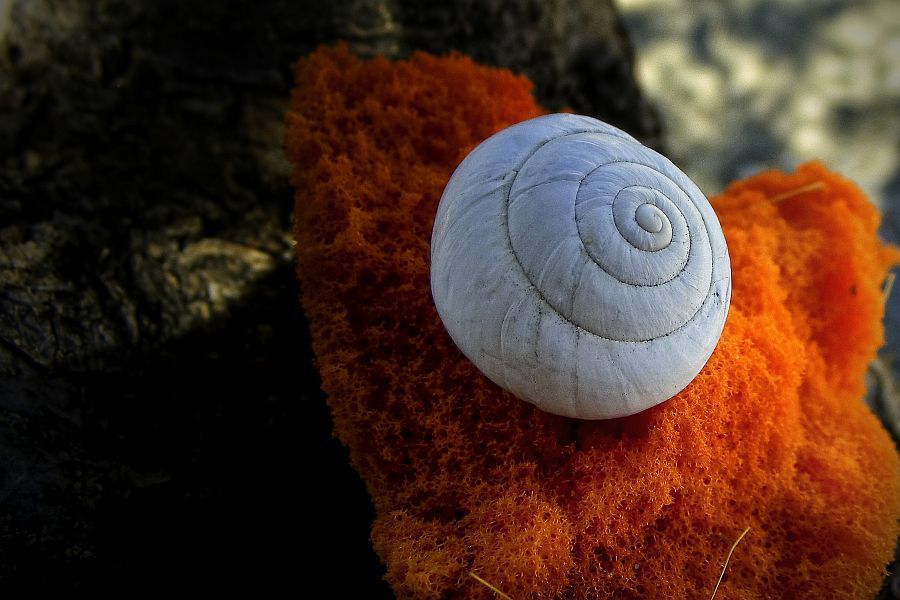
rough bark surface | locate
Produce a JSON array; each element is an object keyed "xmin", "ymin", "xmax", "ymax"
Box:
[{"xmin": 0, "ymin": 0, "xmax": 661, "ymax": 592}]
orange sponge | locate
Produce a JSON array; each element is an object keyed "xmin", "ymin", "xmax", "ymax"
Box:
[{"xmin": 286, "ymin": 44, "xmax": 900, "ymax": 599}]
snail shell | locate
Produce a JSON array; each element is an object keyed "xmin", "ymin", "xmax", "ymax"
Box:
[{"xmin": 430, "ymin": 114, "xmax": 731, "ymax": 420}]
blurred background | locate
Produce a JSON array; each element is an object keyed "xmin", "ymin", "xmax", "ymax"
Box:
[{"xmin": 618, "ymin": 0, "xmax": 898, "ymax": 208}]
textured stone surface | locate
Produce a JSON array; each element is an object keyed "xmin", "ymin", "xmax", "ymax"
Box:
[{"xmin": 0, "ymin": 0, "xmax": 657, "ymax": 592}]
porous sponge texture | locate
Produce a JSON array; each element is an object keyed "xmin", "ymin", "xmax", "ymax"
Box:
[{"xmin": 286, "ymin": 44, "xmax": 900, "ymax": 599}]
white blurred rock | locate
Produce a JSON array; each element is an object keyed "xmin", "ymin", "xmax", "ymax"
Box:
[{"xmin": 616, "ymin": 0, "xmax": 899, "ymax": 211}]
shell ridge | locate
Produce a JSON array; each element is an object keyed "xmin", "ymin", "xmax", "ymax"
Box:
[
  {"xmin": 570, "ymin": 327, "xmax": 584, "ymax": 419},
  {"xmin": 505, "ymin": 141, "xmax": 716, "ymax": 341},
  {"xmin": 575, "ymin": 160, "xmax": 699, "ymax": 286},
  {"xmin": 498, "ymin": 291, "xmax": 529, "ymax": 393},
  {"xmin": 576, "ymin": 188, "xmax": 692, "ymax": 288},
  {"xmin": 613, "ymin": 185, "xmax": 675, "ymax": 253},
  {"xmin": 433, "ymin": 183, "xmax": 500, "ymax": 251},
  {"xmin": 536, "ymin": 236, "xmax": 573, "ymax": 292},
  {"xmin": 509, "ymin": 129, "xmax": 594, "ymax": 170},
  {"xmin": 431, "ymin": 114, "xmax": 731, "ymax": 419},
  {"xmin": 568, "ymin": 252, "xmax": 590, "ymax": 318},
  {"xmin": 504, "ymin": 196, "xmax": 712, "ymax": 344},
  {"xmin": 509, "ymin": 174, "xmax": 592, "ymax": 208}
]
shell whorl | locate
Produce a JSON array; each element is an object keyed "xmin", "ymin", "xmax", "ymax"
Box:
[{"xmin": 430, "ymin": 114, "xmax": 731, "ymax": 419}]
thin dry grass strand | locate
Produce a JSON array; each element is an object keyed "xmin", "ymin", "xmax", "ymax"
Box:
[
  {"xmin": 883, "ymin": 272, "xmax": 896, "ymax": 308},
  {"xmin": 710, "ymin": 527, "xmax": 752, "ymax": 600},
  {"xmin": 469, "ymin": 572, "xmax": 514, "ymax": 600},
  {"xmin": 769, "ymin": 181, "xmax": 825, "ymax": 202}
]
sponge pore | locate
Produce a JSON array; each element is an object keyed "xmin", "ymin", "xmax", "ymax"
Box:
[{"xmin": 286, "ymin": 44, "xmax": 900, "ymax": 599}]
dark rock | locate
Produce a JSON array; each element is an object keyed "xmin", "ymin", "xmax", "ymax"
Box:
[
  {"xmin": 382, "ymin": 1, "xmax": 664, "ymax": 149},
  {"xmin": 0, "ymin": 0, "xmax": 659, "ymax": 592}
]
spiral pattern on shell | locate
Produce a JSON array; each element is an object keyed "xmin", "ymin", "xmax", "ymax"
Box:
[{"xmin": 430, "ymin": 114, "xmax": 731, "ymax": 419}]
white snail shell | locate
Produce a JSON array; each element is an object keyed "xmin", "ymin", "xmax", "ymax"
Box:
[{"xmin": 430, "ymin": 114, "xmax": 731, "ymax": 420}]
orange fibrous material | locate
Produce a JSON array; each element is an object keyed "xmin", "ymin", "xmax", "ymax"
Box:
[{"xmin": 286, "ymin": 44, "xmax": 900, "ymax": 599}]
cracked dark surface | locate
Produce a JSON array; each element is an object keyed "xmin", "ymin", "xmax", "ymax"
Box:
[{"xmin": 0, "ymin": 0, "xmax": 661, "ymax": 592}]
